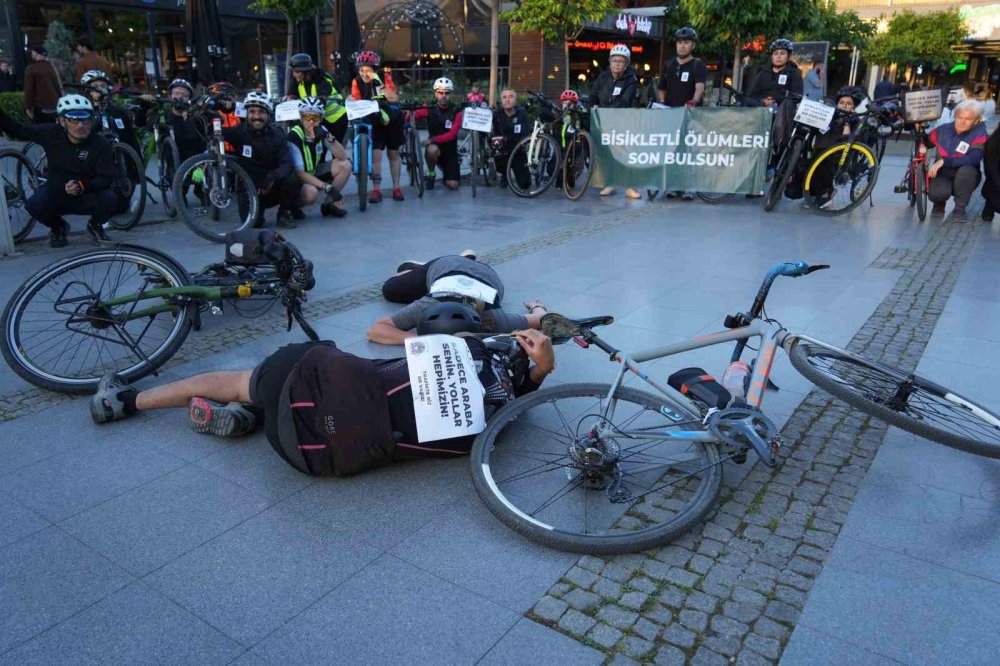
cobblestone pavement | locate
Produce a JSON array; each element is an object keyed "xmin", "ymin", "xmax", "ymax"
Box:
[
  {"xmin": 0, "ymin": 205, "xmax": 659, "ymax": 422},
  {"xmin": 527, "ymin": 211, "xmax": 982, "ymax": 665}
]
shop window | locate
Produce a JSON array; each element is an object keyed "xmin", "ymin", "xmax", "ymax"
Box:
[
  {"xmin": 16, "ymin": 1, "xmax": 83, "ymax": 49},
  {"xmin": 152, "ymin": 10, "xmax": 188, "ymax": 86},
  {"xmin": 221, "ymin": 18, "xmax": 261, "ymax": 90},
  {"xmin": 90, "ymin": 9, "xmax": 154, "ymax": 90}
]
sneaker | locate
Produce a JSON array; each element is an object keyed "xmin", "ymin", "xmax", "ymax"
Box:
[
  {"xmin": 49, "ymin": 220, "xmax": 68, "ymax": 248},
  {"xmin": 600, "ymin": 186, "xmax": 614, "ymax": 196},
  {"xmin": 425, "ymin": 174, "xmax": 436, "ymax": 190},
  {"xmin": 90, "ymin": 373, "xmax": 134, "ymax": 424},
  {"xmin": 392, "ymin": 187, "xmax": 405, "ymax": 201},
  {"xmin": 665, "ymin": 191, "xmax": 681, "ymax": 199},
  {"xmin": 189, "ymin": 397, "xmax": 258, "ymax": 437},
  {"xmin": 951, "ymin": 206, "xmax": 968, "ymax": 222},
  {"xmin": 983, "ymin": 208, "xmax": 994, "ymax": 223},
  {"xmin": 289, "ymin": 207, "xmax": 306, "ymax": 220},
  {"xmin": 277, "ymin": 210, "xmax": 297, "ymax": 228},
  {"xmin": 625, "ymin": 187, "xmax": 642, "ymax": 200},
  {"xmin": 682, "ymin": 191, "xmax": 695, "ymax": 201},
  {"xmin": 930, "ymin": 202, "xmax": 946, "ymax": 218},
  {"xmin": 459, "ymin": 249, "xmax": 477, "ymax": 261},
  {"xmin": 369, "ymin": 188, "xmax": 383, "ymax": 203},
  {"xmin": 86, "ymin": 220, "xmax": 110, "ymax": 243},
  {"xmin": 396, "ymin": 260, "xmax": 424, "ymax": 272},
  {"xmin": 320, "ymin": 202, "xmax": 348, "ymax": 218}
]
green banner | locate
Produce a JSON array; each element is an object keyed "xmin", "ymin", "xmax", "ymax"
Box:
[{"xmin": 590, "ymin": 108, "xmax": 772, "ymax": 192}]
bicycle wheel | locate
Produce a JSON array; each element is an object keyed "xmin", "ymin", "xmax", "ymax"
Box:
[
  {"xmin": 0, "ymin": 149, "xmax": 39, "ymax": 242},
  {"xmin": 764, "ymin": 138, "xmax": 802, "ymax": 212},
  {"xmin": 107, "ymin": 143, "xmax": 147, "ymax": 231},
  {"xmin": 174, "ymin": 153, "xmax": 258, "ymax": 243},
  {"xmin": 482, "ymin": 137, "xmax": 497, "ymax": 186},
  {"xmin": 906, "ymin": 165, "xmax": 916, "ymax": 207},
  {"xmin": 915, "ymin": 163, "xmax": 927, "ymax": 221},
  {"xmin": 157, "ymin": 137, "xmax": 180, "ymax": 218},
  {"xmin": 470, "ymin": 131, "xmax": 478, "ymax": 198},
  {"xmin": 803, "ymin": 142, "xmax": 878, "ymax": 217},
  {"xmin": 470, "ymin": 383, "xmax": 723, "ymax": 554},
  {"xmin": 409, "ymin": 128, "xmax": 425, "ymax": 198},
  {"xmin": 789, "ymin": 341, "xmax": 1000, "ymax": 459},
  {"xmin": 356, "ymin": 132, "xmax": 369, "ymax": 212},
  {"xmin": 1, "ymin": 246, "xmax": 196, "ymax": 393},
  {"xmin": 21, "ymin": 141, "xmax": 47, "ymax": 178},
  {"xmin": 697, "ymin": 192, "xmax": 734, "ymax": 205},
  {"xmin": 563, "ymin": 132, "xmax": 593, "ymax": 201},
  {"xmin": 506, "ymin": 134, "xmax": 561, "ymax": 198}
]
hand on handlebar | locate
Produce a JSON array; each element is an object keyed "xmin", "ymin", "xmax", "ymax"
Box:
[{"xmin": 513, "ymin": 329, "xmax": 556, "ymax": 374}]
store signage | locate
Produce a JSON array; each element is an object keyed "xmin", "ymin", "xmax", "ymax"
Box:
[
  {"xmin": 569, "ymin": 41, "xmax": 644, "ymax": 54},
  {"xmin": 615, "ymin": 13, "xmax": 652, "ymax": 36}
]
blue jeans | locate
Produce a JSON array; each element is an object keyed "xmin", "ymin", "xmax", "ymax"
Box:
[{"xmin": 25, "ymin": 184, "xmax": 120, "ymax": 230}]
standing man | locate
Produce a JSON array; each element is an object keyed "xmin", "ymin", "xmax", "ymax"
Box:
[
  {"xmin": 657, "ymin": 27, "xmax": 706, "ymax": 200},
  {"xmin": 588, "ymin": 44, "xmax": 639, "ymax": 199},
  {"xmin": 804, "ymin": 63, "xmax": 824, "ymax": 101},
  {"xmin": 24, "ymin": 45, "xmax": 61, "ymax": 123},
  {"xmin": 747, "ymin": 39, "xmax": 803, "ymax": 107},
  {"xmin": 491, "ymin": 87, "xmax": 529, "ymax": 189},
  {"xmin": 74, "ymin": 37, "xmax": 111, "ymax": 81}
]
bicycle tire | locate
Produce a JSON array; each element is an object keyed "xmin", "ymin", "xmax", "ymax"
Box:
[
  {"xmin": 470, "ymin": 131, "xmax": 478, "ymax": 198},
  {"xmin": 157, "ymin": 137, "xmax": 180, "ymax": 218},
  {"xmin": 697, "ymin": 192, "xmax": 734, "ymax": 205},
  {"xmin": 410, "ymin": 128, "xmax": 425, "ymax": 198},
  {"xmin": 482, "ymin": 135, "xmax": 496, "ymax": 186},
  {"xmin": 107, "ymin": 143, "xmax": 147, "ymax": 231},
  {"xmin": 789, "ymin": 340, "xmax": 1000, "ymax": 459},
  {"xmin": 470, "ymin": 383, "xmax": 723, "ymax": 555},
  {"xmin": 1, "ymin": 245, "xmax": 195, "ymax": 393},
  {"xmin": 174, "ymin": 153, "xmax": 258, "ymax": 243},
  {"xmin": 563, "ymin": 132, "xmax": 593, "ymax": 201},
  {"xmin": 506, "ymin": 133, "xmax": 561, "ymax": 198},
  {"xmin": 21, "ymin": 141, "xmax": 47, "ymax": 178},
  {"xmin": 915, "ymin": 163, "xmax": 927, "ymax": 221},
  {"xmin": 803, "ymin": 142, "xmax": 879, "ymax": 217},
  {"xmin": 1, "ymin": 149, "xmax": 39, "ymax": 242},
  {"xmin": 764, "ymin": 138, "xmax": 802, "ymax": 212},
  {"xmin": 357, "ymin": 132, "xmax": 369, "ymax": 211},
  {"xmin": 906, "ymin": 165, "xmax": 916, "ymax": 207}
]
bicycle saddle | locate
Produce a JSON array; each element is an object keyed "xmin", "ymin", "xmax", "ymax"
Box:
[{"xmin": 541, "ymin": 313, "xmax": 614, "ymax": 343}]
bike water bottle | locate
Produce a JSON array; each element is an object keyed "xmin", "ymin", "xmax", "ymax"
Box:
[{"xmin": 721, "ymin": 361, "xmax": 750, "ymax": 404}]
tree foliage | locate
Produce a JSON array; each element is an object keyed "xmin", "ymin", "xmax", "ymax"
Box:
[
  {"xmin": 682, "ymin": 0, "xmax": 821, "ymax": 50},
  {"xmin": 502, "ymin": 0, "xmax": 617, "ymax": 41},
  {"xmin": 247, "ymin": 0, "xmax": 327, "ymax": 23},
  {"xmin": 44, "ymin": 20, "xmax": 75, "ymax": 85},
  {"xmin": 800, "ymin": 3, "xmax": 874, "ymax": 49},
  {"xmin": 865, "ymin": 8, "xmax": 967, "ymax": 69}
]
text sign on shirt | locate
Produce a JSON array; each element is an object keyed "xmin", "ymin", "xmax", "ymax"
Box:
[
  {"xmin": 235, "ymin": 102, "xmax": 247, "ymax": 118},
  {"xmin": 462, "ymin": 106, "xmax": 493, "ymax": 132},
  {"xmin": 405, "ymin": 335, "xmax": 486, "ymax": 443},
  {"xmin": 903, "ymin": 89, "xmax": 943, "ymax": 123},
  {"xmin": 956, "ymin": 141, "xmax": 970, "ymax": 155},
  {"xmin": 793, "ymin": 98, "xmax": 836, "ymax": 132},
  {"xmin": 346, "ymin": 99, "xmax": 380, "ymax": 120},
  {"xmin": 274, "ymin": 100, "xmax": 301, "ymax": 123},
  {"xmin": 429, "ymin": 275, "xmax": 498, "ymax": 304}
]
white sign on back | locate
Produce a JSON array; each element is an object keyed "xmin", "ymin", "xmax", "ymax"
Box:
[
  {"xmin": 793, "ymin": 98, "xmax": 836, "ymax": 132},
  {"xmin": 903, "ymin": 89, "xmax": 944, "ymax": 123},
  {"xmin": 429, "ymin": 275, "xmax": 499, "ymax": 304},
  {"xmin": 274, "ymin": 100, "xmax": 301, "ymax": 123},
  {"xmin": 405, "ymin": 335, "xmax": 486, "ymax": 443},
  {"xmin": 346, "ymin": 99, "xmax": 380, "ymax": 120},
  {"xmin": 462, "ymin": 106, "xmax": 493, "ymax": 132}
]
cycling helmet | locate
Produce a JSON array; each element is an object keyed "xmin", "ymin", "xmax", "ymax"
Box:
[
  {"xmin": 80, "ymin": 70, "xmax": 110, "ymax": 85},
  {"xmin": 168, "ymin": 78, "xmax": 194, "ymax": 95},
  {"xmin": 417, "ymin": 302, "xmax": 483, "ymax": 336},
  {"xmin": 835, "ymin": 85, "xmax": 864, "ymax": 106},
  {"xmin": 560, "ymin": 90, "xmax": 580, "ymax": 103},
  {"xmin": 770, "ymin": 39, "xmax": 794, "ymax": 54},
  {"xmin": 208, "ymin": 81, "xmax": 235, "ymax": 96},
  {"xmin": 355, "ymin": 50, "xmax": 381, "ymax": 68},
  {"xmin": 289, "ymin": 53, "xmax": 314, "ymax": 72},
  {"xmin": 298, "ymin": 96, "xmax": 324, "ymax": 115},
  {"xmin": 432, "ymin": 77, "xmax": 454, "ymax": 93},
  {"xmin": 244, "ymin": 91, "xmax": 273, "ymax": 113},
  {"xmin": 675, "ymin": 27, "xmax": 697, "ymax": 42},
  {"xmin": 609, "ymin": 44, "xmax": 631, "ymax": 62},
  {"xmin": 55, "ymin": 94, "xmax": 93, "ymax": 117}
]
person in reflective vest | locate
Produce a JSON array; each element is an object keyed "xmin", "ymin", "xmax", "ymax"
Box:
[
  {"xmin": 286, "ymin": 52, "xmax": 348, "ymax": 145},
  {"xmin": 287, "ymin": 96, "xmax": 350, "ymax": 218}
]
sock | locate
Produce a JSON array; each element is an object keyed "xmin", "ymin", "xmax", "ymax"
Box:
[
  {"xmin": 118, "ymin": 389, "xmax": 139, "ymax": 415},
  {"xmin": 427, "ymin": 169, "xmax": 436, "ymax": 177}
]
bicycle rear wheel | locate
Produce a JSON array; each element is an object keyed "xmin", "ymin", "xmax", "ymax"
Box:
[
  {"xmin": 174, "ymin": 153, "xmax": 258, "ymax": 242},
  {"xmin": 107, "ymin": 143, "xmax": 147, "ymax": 231},
  {"xmin": 409, "ymin": 128, "xmax": 425, "ymax": 198},
  {"xmin": 507, "ymin": 134, "xmax": 560, "ymax": 198},
  {"xmin": 21, "ymin": 141, "xmax": 47, "ymax": 178},
  {"xmin": 0, "ymin": 246, "xmax": 196, "ymax": 393},
  {"xmin": 764, "ymin": 139, "xmax": 802, "ymax": 212},
  {"xmin": 804, "ymin": 142, "xmax": 878, "ymax": 217},
  {"xmin": 157, "ymin": 137, "xmax": 180, "ymax": 218},
  {"xmin": 789, "ymin": 341, "xmax": 1000, "ymax": 458},
  {"xmin": 0, "ymin": 149, "xmax": 39, "ymax": 242},
  {"xmin": 563, "ymin": 132, "xmax": 593, "ymax": 201},
  {"xmin": 470, "ymin": 383, "xmax": 722, "ymax": 554},
  {"xmin": 915, "ymin": 163, "xmax": 927, "ymax": 221}
]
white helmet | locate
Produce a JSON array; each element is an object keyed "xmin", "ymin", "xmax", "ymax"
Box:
[
  {"xmin": 56, "ymin": 94, "xmax": 94, "ymax": 117},
  {"xmin": 609, "ymin": 44, "xmax": 631, "ymax": 62},
  {"xmin": 298, "ymin": 96, "xmax": 324, "ymax": 115},
  {"xmin": 433, "ymin": 77, "xmax": 454, "ymax": 93},
  {"xmin": 244, "ymin": 91, "xmax": 273, "ymax": 113},
  {"xmin": 80, "ymin": 70, "xmax": 110, "ymax": 86}
]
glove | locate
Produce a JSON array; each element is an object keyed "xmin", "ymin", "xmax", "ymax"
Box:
[{"xmin": 490, "ymin": 136, "xmax": 505, "ymax": 151}]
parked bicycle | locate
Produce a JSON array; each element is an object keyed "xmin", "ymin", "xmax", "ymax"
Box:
[
  {"xmin": 1, "ymin": 148, "xmax": 41, "ymax": 242},
  {"xmin": 345, "ymin": 98, "xmax": 381, "ymax": 211},
  {"xmin": 398, "ymin": 101, "xmax": 425, "ymax": 198},
  {"xmin": 506, "ymin": 91, "xmax": 562, "ymax": 198},
  {"xmin": 470, "ymin": 261, "xmax": 1000, "ymax": 554}
]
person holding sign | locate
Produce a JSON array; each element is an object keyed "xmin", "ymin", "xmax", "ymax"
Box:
[
  {"xmin": 350, "ymin": 51, "xmax": 405, "ymax": 203},
  {"xmin": 926, "ymin": 100, "xmax": 987, "ymax": 221},
  {"xmin": 284, "ymin": 53, "xmax": 349, "ymax": 146},
  {"xmin": 89, "ymin": 303, "xmax": 556, "ymax": 478},
  {"xmin": 656, "ymin": 26, "xmax": 706, "ymax": 200},
  {"xmin": 287, "ymin": 97, "xmax": 351, "ymax": 218},
  {"xmin": 804, "ymin": 86, "xmax": 864, "ymax": 208},
  {"xmin": 412, "ymin": 77, "xmax": 464, "ymax": 191},
  {"xmin": 491, "ymin": 88, "xmax": 530, "ymax": 190},
  {"xmin": 588, "ymin": 44, "xmax": 640, "ymax": 199},
  {"xmin": 747, "ymin": 39, "xmax": 803, "ymax": 107}
]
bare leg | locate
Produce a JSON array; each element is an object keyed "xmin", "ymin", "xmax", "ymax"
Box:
[
  {"xmin": 388, "ymin": 149, "xmax": 401, "ymax": 188},
  {"xmin": 372, "ymin": 148, "xmax": 383, "ymax": 181},
  {"xmin": 135, "ymin": 370, "xmax": 253, "ymax": 411},
  {"xmin": 425, "ymin": 144, "xmax": 440, "ymax": 172}
]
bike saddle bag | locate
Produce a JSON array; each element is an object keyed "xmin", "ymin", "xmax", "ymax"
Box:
[
  {"xmin": 668, "ymin": 367, "xmax": 731, "ymax": 410},
  {"xmin": 225, "ymin": 229, "xmax": 284, "ymax": 265}
]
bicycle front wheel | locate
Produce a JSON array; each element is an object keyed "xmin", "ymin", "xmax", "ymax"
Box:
[
  {"xmin": 107, "ymin": 143, "xmax": 147, "ymax": 231},
  {"xmin": 356, "ymin": 132, "xmax": 369, "ymax": 211},
  {"xmin": 470, "ymin": 383, "xmax": 723, "ymax": 554},
  {"xmin": 915, "ymin": 162, "xmax": 927, "ymax": 221},
  {"xmin": 563, "ymin": 132, "xmax": 593, "ymax": 201},
  {"xmin": 174, "ymin": 153, "xmax": 258, "ymax": 242},
  {"xmin": 804, "ymin": 142, "xmax": 878, "ymax": 217},
  {"xmin": 507, "ymin": 134, "xmax": 561, "ymax": 198},
  {"xmin": 0, "ymin": 149, "xmax": 39, "ymax": 242},
  {"xmin": 0, "ymin": 246, "xmax": 196, "ymax": 393},
  {"xmin": 764, "ymin": 138, "xmax": 802, "ymax": 212},
  {"xmin": 789, "ymin": 341, "xmax": 1000, "ymax": 458},
  {"xmin": 157, "ymin": 137, "xmax": 180, "ymax": 218}
]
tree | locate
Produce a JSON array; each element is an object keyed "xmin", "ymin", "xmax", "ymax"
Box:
[
  {"xmin": 865, "ymin": 9, "xmax": 967, "ymax": 75},
  {"xmin": 44, "ymin": 20, "xmax": 75, "ymax": 86},
  {"xmin": 248, "ymin": 0, "xmax": 327, "ymax": 93},
  {"xmin": 503, "ymin": 0, "xmax": 617, "ymax": 89},
  {"xmin": 801, "ymin": 3, "xmax": 874, "ymax": 50}
]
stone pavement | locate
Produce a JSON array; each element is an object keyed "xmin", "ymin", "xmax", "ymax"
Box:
[{"xmin": 1, "ymin": 153, "xmax": 999, "ymax": 665}]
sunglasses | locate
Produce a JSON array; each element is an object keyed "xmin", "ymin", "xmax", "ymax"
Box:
[
  {"xmin": 435, "ymin": 90, "xmax": 450, "ymax": 95},
  {"xmin": 63, "ymin": 115, "xmax": 93, "ymax": 124},
  {"xmin": 301, "ymin": 113, "xmax": 322, "ymax": 122}
]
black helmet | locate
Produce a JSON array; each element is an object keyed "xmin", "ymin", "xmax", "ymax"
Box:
[
  {"xmin": 417, "ymin": 302, "xmax": 483, "ymax": 336},
  {"xmin": 770, "ymin": 39, "xmax": 794, "ymax": 54},
  {"xmin": 289, "ymin": 53, "xmax": 314, "ymax": 72},
  {"xmin": 835, "ymin": 85, "xmax": 864, "ymax": 106},
  {"xmin": 675, "ymin": 27, "xmax": 697, "ymax": 42}
]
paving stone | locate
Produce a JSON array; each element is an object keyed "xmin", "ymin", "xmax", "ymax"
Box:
[
  {"xmin": 628, "ymin": 576, "xmax": 657, "ymax": 594},
  {"xmin": 802, "ymin": 529, "xmax": 836, "ymax": 549},
  {"xmin": 633, "ymin": 617, "xmax": 661, "ymax": 641},
  {"xmin": 577, "ymin": 555, "xmax": 606, "ymax": 573},
  {"xmin": 697, "ymin": 538, "xmax": 725, "ymax": 558},
  {"xmin": 787, "ymin": 555, "xmax": 824, "ymax": 579},
  {"xmin": 549, "ymin": 582, "xmax": 572, "ymax": 597},
  {"xmin": 642, "ymin": 603, "xmax": 673, "ymax": 625},
  {"xmin": 592, "ymin": 577, "xmax": 623, "ymax": 600},
  {"xmin": 587, "ymin": 622, "xmax": 623, "ymax": 649},
  {"xmin": 557, "ymin": 609, "xmax": 597, "ymax": 637},
  {"xmin": 661, "ymin": 623, "xmax": 697, "ymax": 649},
  {"xmin": 753, "ymin": 616, "xmax": 791, "ymax": 640},
  {"xmin": 563, "ymin": 588, "xmax": 602, "ymax": 613},
  {"xmin": 737, "ymin": 648, "xmax": 775, "ymax": 666},
  {"xmin": 691, "ymin": 646, "xmax": 729, "ymax": 666},
  {"xmin": 774, "ymin": 584, "xmax": 807, "ymax": 607},
  {"xmin": 532, "ymin": 596, "xmax": 568, "ymax": 623},
  {"xmin": 744, "ymin": 632, "xmax": 782, "ymax": 660},
  {"xmin": 722, "ymin": 600, "xmax": 762, "ymax": 624},
  {"xmin": 657, "ymin": 586, "xmax": 687, "ymax": 609},
  {"xmin": 685, "ymin": 590, "xmax": 719, "ymax": 613},
  {"xmin": 704, "ymin": 633, "xmax": 742, "ymax": 657},
  {"xmin": 564, "ymin": 565, "xmax": 599, "ymax": 589},
  {"xmin": 608, "ymin": 653, "xmax": 641, "ymax": 666},
  {"xmin": 795, "ymin": 544, "xmax": 827, "ymax": 561},
  {"xmin": 653, "ymin": 644, "xmax": 687, "ymax": 666},
  {"xmin": 602, "ymin": 562, "xmax": 631, "ymax": 583},
  {"xmin": 731, "ymin": 587, "xmax": 767, "ymax": 607},
  {"xmin": 622, "ymin": 635, "xmax": 655, "ymax": 659},
  {"xmin": 711, "ymin": 614, "xmax": 750, "ymax": 637},
  {"xmin": 596, "ymin": 605, "xmax": 639, "ymax": 630},
  {"xmin": 679, "ymin": 608, "xmax": 709, "ymax": 633},
  {"xmin": 778, "ymin": 569, "xmax": 814, "ymax": 592},
  {"xmin": 687, "ymin": 553, "xmax": 714, "ymax": 575},
  {"xmin": 619, "ymin": 591, "xmax": 649, "ymax": 611},
  {"xmin": 641, "ymin": 557, "xmax": 671, "ymax": 579},
  {"xmin": 664, "ymin": 566, "xmax": 700, "ymax": 589}
]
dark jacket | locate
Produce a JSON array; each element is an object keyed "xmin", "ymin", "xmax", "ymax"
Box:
[
  {"xmin": 166, "ymin": 112, "xmax": 205, "ymax": 162},
  {"xmin": 222, "ymin": 122, "xmax": 293, "ymax": 189},
  {"xmin": 587, "ymin": 67, "xmax": 639, "ymax": 109},
  {"xmin": 982, "ymin": 128, "xmax": 1000, "ymax": 211},
  {"xmin": 928, "ymin": 121, "xmax": 988, "ymax": 178},
  {"xmin": 493, "ymin": 106, "xmax": 529, "ymax": 144},
  {"xmin": 101, "ymin": 104, "xmax": 141, "ymax": 157},
  {"xmin": 0, "ymin": 110, "xmax": 114, "ymax": 191},
  {"xmin": 747, "ymin": 62, "xmax": 803, "ymax": 106},
  {"xmin": 23, "ymin": 60, "xmax": 61, "ymax": 112},
  {"xmin": 873, "ymin": 79, "xmax": 897, "ymax": 100},
  {"xmin": 0, "ymin": 70, "xmax": 16, "ymax": 93}
]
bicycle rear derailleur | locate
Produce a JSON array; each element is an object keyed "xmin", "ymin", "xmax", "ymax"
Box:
[
  {"xmin": 705, "ymin": 407, "xmax": 782, "ymax": 467},
  {"xmin": 567, "ymin": 433, "xmax": 631, "ymax": 503}
]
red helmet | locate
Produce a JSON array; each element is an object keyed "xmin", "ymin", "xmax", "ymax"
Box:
[
  {"xmin": 560, "ymin": 90, "xmax": 580, "ymax": 103},
  {"xmin": 355, "ymin": 51, "xmax": 381, "ymax": 68}
]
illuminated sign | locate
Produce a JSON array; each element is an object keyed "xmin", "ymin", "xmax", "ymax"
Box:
[
  {"xmin": 615, "ymin": 14, "xmax": 653, "ymax": 36},
  {"xmin": 569, "ymin": 41, "xmax": 644, "ymax": 54}
]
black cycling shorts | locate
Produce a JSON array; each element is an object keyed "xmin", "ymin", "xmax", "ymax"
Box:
[
  {"xmin": 249, "ymin": 341, "xmax": 327, "ymax": 449},
  {"xmin": 373, "ymin": 113, "xmax": 404, "ymax": 151},
  {"xmin": 434, "ymin": 144, "xmax": 461, "ymax": 183}
]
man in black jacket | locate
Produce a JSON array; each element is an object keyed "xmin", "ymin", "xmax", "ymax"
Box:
[
  {"xmin": 0, "ymin": 93, "xmax": 116, "ymax": 247},
  {"xmin": 222, "ymin": 91, "xmax": 301, "ymax": 229},
  {"xmin": 491, "ymin": 88, "xmax": 529, "ymax": 188},
  {"xmin": 588, "ymin": 44, "xmax": 640, "ymax": 199},
  {"xmin": 747, "ymin": 39, "xmax": 803, "ymax": 107}
]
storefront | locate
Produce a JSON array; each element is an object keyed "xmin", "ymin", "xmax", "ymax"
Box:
[{"xmin": 569, "ymin": 12, "xmax": 664, "ymax": 92}]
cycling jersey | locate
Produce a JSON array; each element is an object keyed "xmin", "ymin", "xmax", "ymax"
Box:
[
  {"xmin": 288, "ymin": 123, "xmax": 329, "ymax": 175},
  {"xmin": 928, "ymin": 121, "xmax": 988, "ymax": 176},
  {"xmin": 351, "ymin": 71, "xmax": 397, "ymax": 101},
  {"xmin": 216, "ymin": 108, "xmax": 240, "ymax": 153}
]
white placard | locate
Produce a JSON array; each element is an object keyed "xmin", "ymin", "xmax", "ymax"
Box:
[
  {"xmin": 903, "ymin": 89, "xmax": 944, "ymax": 123},
  {"xmin": 405, "ymin": 335, "xmax": 486, "ymax": 443},
  {"xmin": 793, "ymin": 98, "xmax": 836, "ymax": 132},
  {"xmin": 429, "ymin": 275, "xmax": 498, "ymax": 304},
  {"xmin": 274, "ymin": 100, "xmax": 301, "ymax": 123},
  {"xmin": 235, "ymin": 102, "xmax": 247, "ymax": 118},
  {"xmin": 462, "ymin": 106, "xmax": 493, "ymax": 133},
  {"xmin": 346, "ymin": 99, "xmax": 380, "ymax": 120}
]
